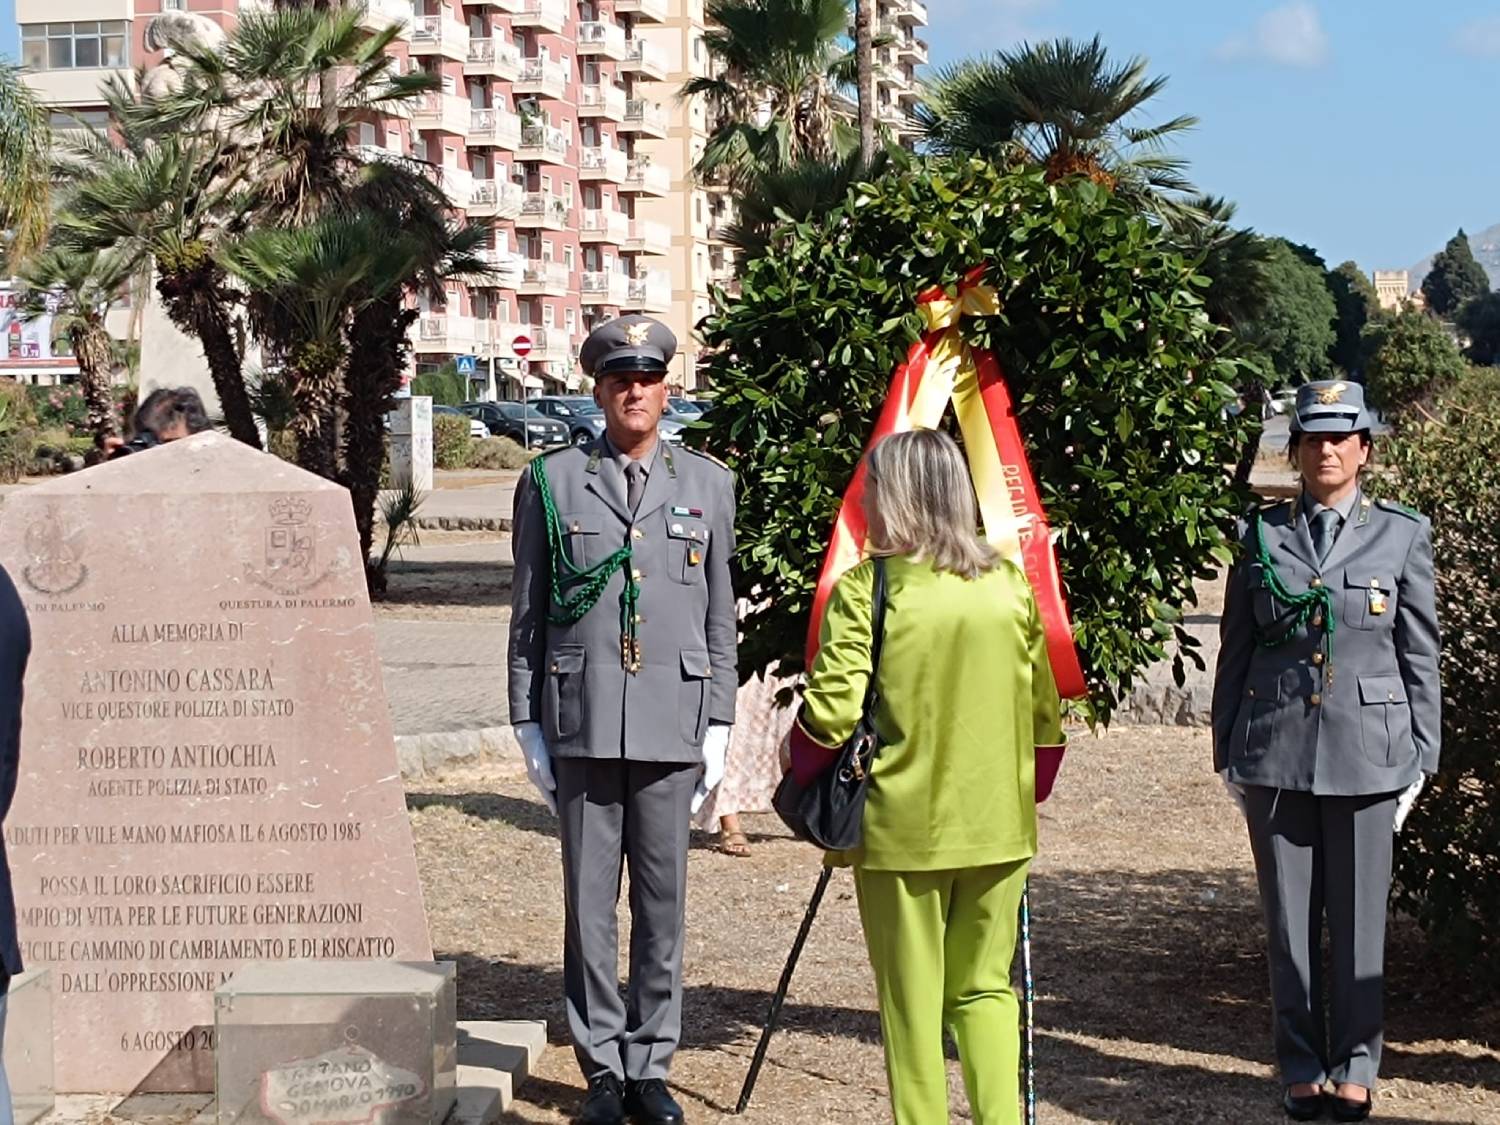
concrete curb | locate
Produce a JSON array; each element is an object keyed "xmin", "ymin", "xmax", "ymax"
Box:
[
  {"xmin": 410, "ymin": 515, "xmax": 512, "ymax": 532},
  {"xmin": 396, "ymin": 725, "xmax": 528, "ymax": 781}
]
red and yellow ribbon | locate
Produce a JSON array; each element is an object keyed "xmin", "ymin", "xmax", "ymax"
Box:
[{"xmin": 807, "ymin": 266, "xmax": 1087, "ymax": 700}]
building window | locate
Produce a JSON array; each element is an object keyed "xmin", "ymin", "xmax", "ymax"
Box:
[
  {"xmin": 565, "ymin": 308, "xmax": 577, "ymax": 334},
  {"xmin": 47, "ymin": 109, "xmax": 108, "ymax": 130},
  {"xmin": 692, "ymin": 36, "xmax": 701, "ymax": 62},
  {"xmin": 563, "ymin": 246, "xmax": 575, "ymax": 271},
  {"xmin": 21, "ymin": 21, "xmax": 129, "ymax": 71}
]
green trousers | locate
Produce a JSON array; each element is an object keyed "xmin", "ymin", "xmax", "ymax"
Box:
[{"xmin": 854, "ymin": 860, "xmax": 1031, "ymax": 1125}]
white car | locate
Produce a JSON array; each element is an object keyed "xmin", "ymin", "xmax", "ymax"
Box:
[{"xmin": 433, "ymin": 404, "xmax": 488, "ymax": 440}]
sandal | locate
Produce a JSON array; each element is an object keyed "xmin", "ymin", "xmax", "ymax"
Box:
[{"xmin": 716, "ymin": 830, "xmax": 751, "ymax": 857}]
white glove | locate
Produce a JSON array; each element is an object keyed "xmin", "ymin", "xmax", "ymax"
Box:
[
  {"xmin": 691, "ymin": 722, "xmax": 731, "ymax": 815},
  {"xmin": 1394, "ymin": 776, "xmax": 1426, "ymax": 833},
  {"xmin": 1220, "ymin": 769, "xmax": 1247, "ymax": 817},
  {"xmin": 514, "ymin": 722, "xmax": 557, "ymax": 815}
]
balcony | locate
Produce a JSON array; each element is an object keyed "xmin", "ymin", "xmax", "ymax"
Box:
[
  {"xmin": 621, "ymin": 274, "xmax": 671, "ymax": 313},
  {"xmin": 896, "ymin": 33, "xmax": 928, "ymax": 65},
  {"xmin": 516, "ymin": 190, "xmax": 572, "ymax": 230},
  {"xmin": 520, "ymin": 260, "xmax": 569, "ymax": 296},
  {"xmin": 581, "ymin": 271, "xmax": 632, "ymax": 306},
  {"xmin": 620, "ymin": 39, "xmax": 667, "ymax": 81},
  {"xmin": 517, "ymin": 122, "xmax": 570, "ymax": 163},
  {"xmin": 615, "ymin": 0, "xmax": 667, "ymax": 21},
  {"xmin": 415, "ymin": 313, "xmax": 481, "ymax": 355},
  {"xmin": 465, "ymin": 38, "xmax": 522, "ymax": 80},
  {"xmin": 578, "ymin": 20, "xmax": 629, "ymax": 60},
  {"xmin": 357, "ymin": 0, "xmax": 412, "ymax": 36},
  {"xmin": 621, "ymin": 99, "xmax": 668, "ymax": 138},
  {"xmin": 413, "ymin": 91, "xmax": 472, "ymax": 135},
  {"xmin": 468, "ymin": 106, "xmax": 523, "ymax": 149},
  {"xmin": 467, "ymin": 178, "xmax": 526, "ymax": 219},
  {"xmin": 579, "ymin": 83, "xmax": 628, "ymax": 121},
  {"xmin": 887, "ymin": 0, "xmax": 928, "ymax": 25},
  {"xmin": 471, "ymin": 248, "xmax": 525, "ymax": 287},
  {"xmin": 898, "ymin": 84, "xmax": 923, "ymax": 108},
  {"xmin": 512, "ymin": 0, "xmax": 566, "ymax": 33},
  {"xmin": 580, "ymin": 208, "xmax": 631, "ymax": 244},
  {"xmin": 514, "ymin": 56, "xmax": 568, "ymax": 100},
  {"xmin": 580, "ymin": 145, "xmax": 628, "ymax": 183},
  {"xmin": 434, "ymin": 166, "xmax": 475, "ymax": 210},
  {"xmin": 621, "ymin": 157, "xmax": 670, "ymax": 196},
  {"xmin": 410, "ymin": 15, "xmax": 468, "ymax": 61},
  {"xmin": 623, "ymin": 218, "xmax": 671, "ymax": 256}
]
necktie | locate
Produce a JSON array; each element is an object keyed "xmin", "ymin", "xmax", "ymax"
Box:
[
  {"xmin": 625, "ymin": 461, "xmax": 644, "ymax": 514},
  {"xmin": 1310, "ymin": 507, "xmax": 1340, "ymax": 563}
]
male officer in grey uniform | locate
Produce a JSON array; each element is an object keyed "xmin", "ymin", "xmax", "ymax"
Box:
[
  {"xmin": 1212, "ymin": 380, "xmax": 1440, "ymax": 1122},
  {"xmin": 509, "ymin": 315, "xmax": 736, "ymax": 1125}
]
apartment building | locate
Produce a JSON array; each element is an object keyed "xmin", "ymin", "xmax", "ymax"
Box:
[{"xmin": 871, "ymin": 0, "xmax": 927, "ymax": 139}]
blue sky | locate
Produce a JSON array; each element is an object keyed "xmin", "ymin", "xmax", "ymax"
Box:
[{"xmin": 927, "ymin": 0, "xmax": 1499, "ymax": 272}]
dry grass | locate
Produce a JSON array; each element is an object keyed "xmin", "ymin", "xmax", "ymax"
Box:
[{"xmin": 409, "ymin": 727, "xmax": 1500, "ymax": 1125}]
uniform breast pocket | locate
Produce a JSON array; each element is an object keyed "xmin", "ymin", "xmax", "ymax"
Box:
[
  {"xmin": 1233, "ymin": 672, "xmax": 1281, "ymax": 761},
  {"xmin": 544, "ymin": 644, "xmax": 586, "ymax": 742},
  {"xmin": 1248, "ymin": 562, "xmax": 1300, "ymax": 629},
  {"xmin": 1343, "ymin": 569, "xmax": 1396, "ymax": 631},
  {"xmin": 1358, "ymin": 674, "xmax": 1411, "ymax": 765},
  {"xmin": 560, "ymin": 513, "xmax": 604, "ymax": 570},
  {"xmin": 665, "ymin": 514, "xmax": 710, "ymax": 585}
]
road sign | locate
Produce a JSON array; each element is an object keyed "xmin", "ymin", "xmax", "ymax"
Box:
[
  {"xmin": 512, "ymin": 334, "xmax": 533, "ymax": 358},
  {"xmin": 456, "ymin": 354, "xmax": 477, "ymax": 375}
]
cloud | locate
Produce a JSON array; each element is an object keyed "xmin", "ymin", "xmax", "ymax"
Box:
[
  {"xmin": 1451, "ymin": 17, "xmax": 1500, "ymax": 58},
  {"xmin": 1215, "ymin": 3, "xmax": 1330, "ymax": 68}
]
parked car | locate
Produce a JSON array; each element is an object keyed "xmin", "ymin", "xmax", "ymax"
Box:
[
  {"xmin": 434, "ymin": 404, "xmax": 488, "ymax": 441},
  {"xmin": 532, "ymin": 396, "xmax": 607, "ymax": 446},
  {"xmin": 459, "ymin": 401, "xmax": 569, "ymax": 448},
  {"xmin": 667, "ymin": 396, "xmax": 703, "ymax": 418}
]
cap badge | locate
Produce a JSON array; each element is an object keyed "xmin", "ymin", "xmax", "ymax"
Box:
[
  {"xmin": 624, "ymin": 322, "xmax": 652, "ymax": 347},
  {"xmin": 1315, "ymin": 382, "xmax": 1347, "ymax": 405}
]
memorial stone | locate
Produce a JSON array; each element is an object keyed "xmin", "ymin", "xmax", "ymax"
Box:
[{"xmin": 0, "ymin": 433, "xmax": 433, "ymax": 1093}]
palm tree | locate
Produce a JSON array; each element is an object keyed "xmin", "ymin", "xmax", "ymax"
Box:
[
  {"xmin": 1167, "ymin": 195, "xmax": 1273, "ymax": 332},
  {"xmin": 918, "ymin": 36, "xmax": 1201, "ymax": 222},
  {"xmin": 52, "ymin": 76, "xmax": 263, "ymax": 448},
  {"xmin": 854, "ymin": 0, "xmax": 875, "ymax": 163},
  {"xmin": 724, "ymin": 148, "xmax": 889, "ymax": 260},
  {"xmin": 684, "ymin": 0, "xmax": 859, "ymax": 188},
  {"xmin": 18, "ymin": 246, "xmax": 136, "ymax": 448},
  {"xmin": 219, "ymin": 214, "xmax": 420, "ymax": 478},
  {"xmin": 0, "ymin": 63, "xmax": 51, "ymax": 270}
]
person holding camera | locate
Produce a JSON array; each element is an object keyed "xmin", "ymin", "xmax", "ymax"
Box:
[{"xmin": 105, "ymin": 387, "xmax": 212, "ymax": 459}]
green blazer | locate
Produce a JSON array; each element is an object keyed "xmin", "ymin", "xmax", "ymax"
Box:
[{"xmin": 801, "ymin": 554, "xmax": 1064, "ymax": 871}]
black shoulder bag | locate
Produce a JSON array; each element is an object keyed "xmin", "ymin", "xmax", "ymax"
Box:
[{"xmin": 773, "ymin": 557, "xmax": 888, "ymax": 851}]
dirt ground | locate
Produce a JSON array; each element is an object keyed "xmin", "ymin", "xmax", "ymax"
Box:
[{"xmin": 408, "ymin": 726, "xmax": 1500, "ymax": 1125}]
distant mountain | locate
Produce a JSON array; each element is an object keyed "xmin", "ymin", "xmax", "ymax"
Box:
[{"xmin": 1407, "ymin": 222, "xmax": 1500, "ymax": 293}]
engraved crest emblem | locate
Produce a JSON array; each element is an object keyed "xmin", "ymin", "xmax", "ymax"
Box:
[
  {"xmin": 266, "ymin": 496, "xmax": 315, "ymax": 578},
  {"xmin": 1315, "ymin": 381, "xmax": 1347, "ymax": 405},
  {"xmin": 623, "ymin": 321, "xmax": 652, "ymax": 347},
  {"xmin": 21, "ymin": 509, "xmax": 88, "ymax": 595}
]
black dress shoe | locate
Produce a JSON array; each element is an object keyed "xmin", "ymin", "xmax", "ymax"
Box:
[
  {"xmin": 577, "ymin": 1074, "xmax": 627, "ymax": 1125},
  {"xmin": 624, "ymin": 1078, "xmax": 685, "ymax": 1124},
  {"xmin": 1329, "ymin": 1092, "xmax": 1372, "ymax": 1122},
  {"xmin": 1283, "ymin": 1088, "xmax": 1326, "ymax": 1121}
]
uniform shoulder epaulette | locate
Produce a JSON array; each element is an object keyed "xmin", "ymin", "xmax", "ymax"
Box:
[
  {"xmin": 1375, "ymin": 499, "xmax": 1422, "ymax": 521},
  {"xmin": 679, "ymin": 445, "xmax": 731, "ymax": 473}
]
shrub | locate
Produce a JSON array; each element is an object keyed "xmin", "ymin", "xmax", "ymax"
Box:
[
  {"xmin": 0, "ymin": 381, "xmax": 39, "ymax": 483},
  {"xmin": 432, "ymin": 412, "xmax": 473, "ymax": 469},
  {"xmin": 411, "ymin": 366, "xmax": 470, "ymax": 406},
  {"xmin": 28, "ymin": 384, "xmax": 87, "ymax": 434},
  {"xmin": 468, "ymin": 436, "xmax": 537, "ymax": 470},
  {"xmin": 698, "ymin": 156, "xmax": 1257, "ymax": 721},
  {"xmin": 1361, "ymin": 309, "xmax": 1467, "ymax": 418},
  {"xmin": 1374, "ymin": 367, "xmax": 1500, "ymax": 977}
]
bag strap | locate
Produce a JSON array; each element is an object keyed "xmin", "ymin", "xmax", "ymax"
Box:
[{"xmin": 861, "ymin": 557, "xmax": 888, "ymax": 718}]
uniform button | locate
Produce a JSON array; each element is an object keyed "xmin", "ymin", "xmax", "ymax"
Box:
[
  {"xmin": 671, "ymin": 523, "xmax": 683, "ymax": 534},
  {"xmin": 1370, "ymin": 579, "xmax": 1380, "ymax": 588},
  {"xmin": 550, "ymin": 663, "xmax": 559, "ymax": 672},
  {"xmin": 570, "ymin": 522, "xmax": 581, "ymax": 533},
  {"xmin": 633, "ymin": 614, "xmax": 643, "ymax": 625},
  {"xmin": 1310, "ymin": 693, "xmax": 1322, "ymax": 706},
  {"xmin": 1247, "ymin": 688, "xmax": 1256, "ymax": 698},
  {"xmin": 1312, "ymin": 652, "xmax": 1324, "ymax": 666},
  {"xmin": 1310, "ymin": 577, "xmax": 1323, "ymax": 588},
  {"xmin": 1312, "ymin": 614, "xmax": 1325, "ymax": 627},
  {"xmin": 631, "ymin": 528, "xmax": 643, "ymax": 540},
  {"xmin": 633, "ymin": 569, "xmax": 645, "ymax": 581},
  {"xmin": 1388, "ymin": 691, "xmax": 1396, "ymax": 701}
]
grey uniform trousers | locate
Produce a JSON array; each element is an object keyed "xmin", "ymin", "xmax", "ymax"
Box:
[
  {"xmin": 1243, "ymin": 786, "xmax": 1399, "ymax": 1090},
  {"xmin": 555, "ymin": 758, "xmax": 697, "ymax": 1083}
]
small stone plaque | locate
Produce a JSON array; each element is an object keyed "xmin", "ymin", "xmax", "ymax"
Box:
[{"xmin": 0, "ymin": 434, "xmax": 433, "ymax": 1093}]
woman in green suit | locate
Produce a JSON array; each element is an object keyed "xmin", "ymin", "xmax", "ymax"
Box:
[{"xmin": 789, "ymin": 428, "xmax": 1065, "ymax": 1124}]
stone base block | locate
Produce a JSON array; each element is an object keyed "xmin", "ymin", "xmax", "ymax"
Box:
[
  {"xmin": 213, "ymin": 961, "xmax": 456, "ymax": 1125},
  {"xmin": 6, "ymin": 969, "xmax": 55, "ymax": 1125}
]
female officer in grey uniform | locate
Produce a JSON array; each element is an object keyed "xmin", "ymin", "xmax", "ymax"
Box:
[{"xmin": 1212, "ymin": 380, "xmax": 1441, "ymax": 1122}]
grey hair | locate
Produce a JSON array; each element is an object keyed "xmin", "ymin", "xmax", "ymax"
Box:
[{"xmin": 864, "ymin": 429, "xmax": 999, "ymax": 580}]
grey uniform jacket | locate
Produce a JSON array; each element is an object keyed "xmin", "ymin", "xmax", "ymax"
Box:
[
  {"xmin": 1212, "ymin": 493, "xmax": 1441, "ymax": 795},
  {"xmin": 508, "ymin": 439, "xmax": 738, "ymax": 763},
  {"xmin": 0, "ymin": 564, "xmax": 30, "ymax": 977}
]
